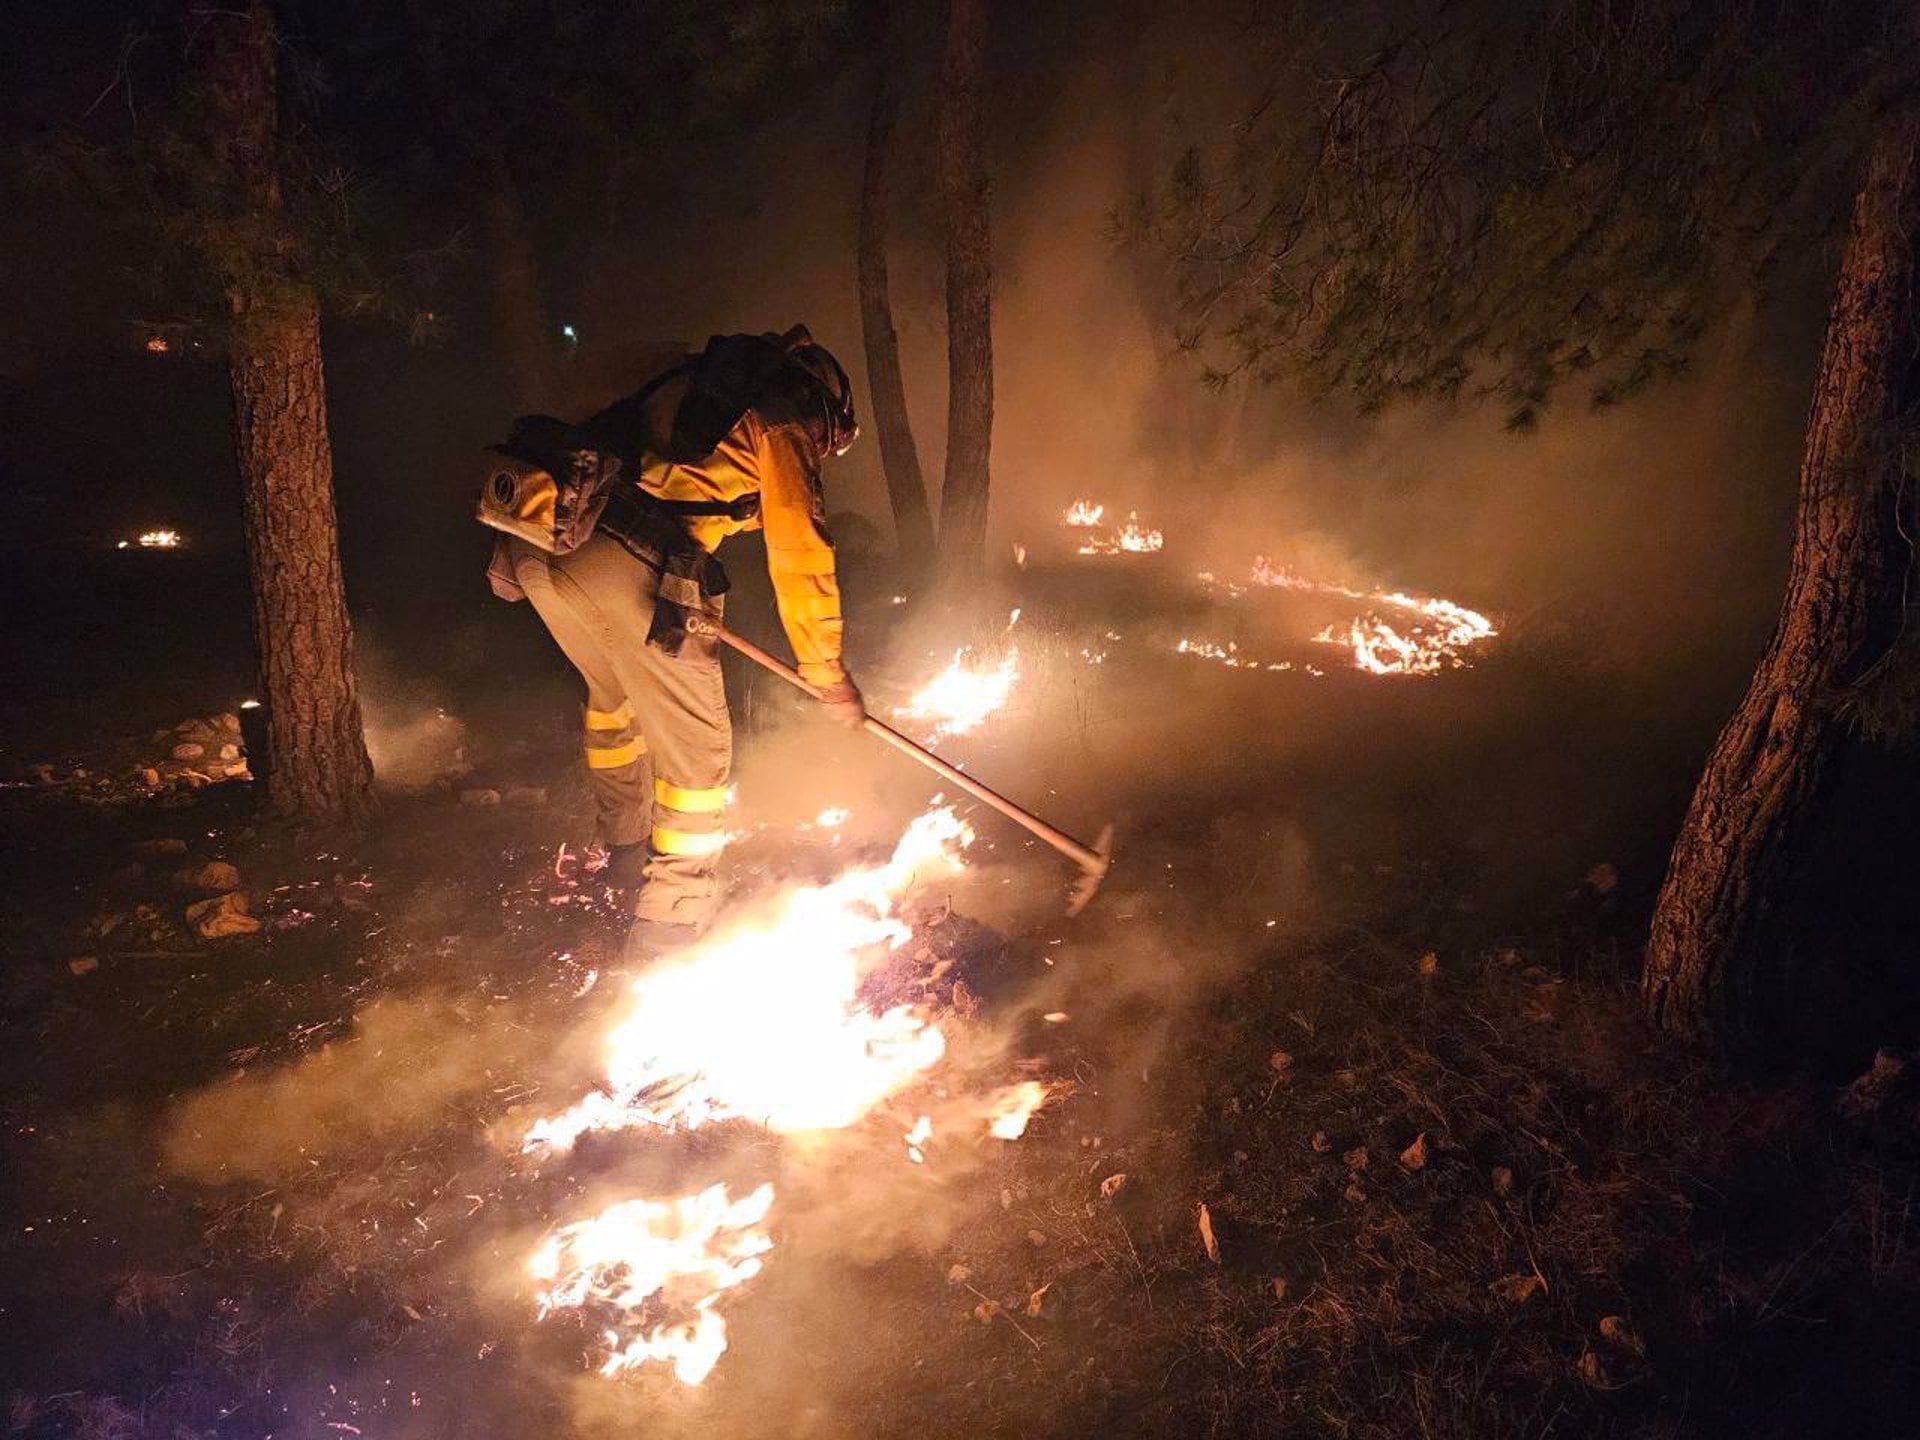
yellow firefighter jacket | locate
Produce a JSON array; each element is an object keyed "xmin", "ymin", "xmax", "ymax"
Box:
[{"xmin": 622, "ymin": 371, "xmax": 846, "ymax": 689}]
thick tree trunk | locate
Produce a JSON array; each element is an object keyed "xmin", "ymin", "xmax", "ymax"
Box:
[
  {"xmin": 230, "ymin": 298, "xmax": 378, "ymax": 824},
  {"xmin": 1644, "ymin": 116, "xmax": 1920, "ymax": 1049},
  {"xmin": 936, "ymin": 0, "xmax": 994, "ymax": 584},
  {"xmin": 196, "ymin": 0, "xmax": 376, "ymax": 825},
  {"xmin": 480, "ymin": 150, "xmax": 557, "ymax": 414},
  {"xmin": 858, "ymin": 12, "xmax": 937, "ymax": 578}
]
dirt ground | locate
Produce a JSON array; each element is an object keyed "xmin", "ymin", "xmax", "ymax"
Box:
[{"xmin": 3, "ymin": 552, "xmax": 1918, "ymax": 1440}]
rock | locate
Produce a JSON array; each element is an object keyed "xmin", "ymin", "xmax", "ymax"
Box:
[
  {"xmin": 1417, "ymin": 951, "xmax": 1440, "ymax": 976},
  {"xmin": 217, "ymin": 712, "xmax": 242, "ymax": 732},
  {"xmin": 972, "ymin": 1299, "xmax": 1000, "ymax": 1324},
  {"xmin": 945, "ymin": 1263, "xmax": 972, "ymax": 1286},
  {"xmin": 460, "ymin": 788, "xmax": 502, "ymax": 807},
  {"xmin": 1342, "ymin": 1146, "xmax": 1370, "ymax": 1171},
  {"xmin": 1270, "ymin": 1277, "xmax": 1288, "ymax": 1301},
  {"xmin": 1026, "ymin": 1229, "xmax": 1047, "ymax": 1247},
  {"xmin": 170, "ymin": 743, "xmax": 206, "ymax": 761},
  {"xmin": 503, "ymin": 786, "xmax": 549, "ymax": 807},
  {"xmin": 1576, "ymin": 1348, "xmax": 1611, "ymax": 1387},
  {"xmin": 218, "ymin": 744, "xmax": 240, "ymax": 761},
  {"xmin": 69, "ymin": 957, "xmax": 99, "ymax": 977},
  {"xmin": 1398, "ymin": 1133, "xmax": 1429, "ymax": 1171},
  {"xmin": 1584, "ymin": 862, "xmax": 1618, "ymax": 894},
  {"xmin": 174, "ymin": 861, "xmax": 241, "ymax": 894},
  {"xmin": 1099, "ymin": 1173, "xmax": 1128, "ymax": 1199},
  {"xmin": 130, "ymin": 839, "xmax": 189, "ymax": 858},
  {"xmin": 140, "ymin": 768, "xmax": 161, "ymax": 787},
  {"xmin": 186, "ymin": 892, "xmax": 261, "ymax": 939},
  {"xmin": 1492, "ymin": 1165, "xmax": 1515, "ymax": 1196},
  {"xmin": 1310, "ymin": 1130, "xmax": 1332, "ymax": 1154},
  {"xmin": 1268, "ymin": 1050, "xmax": 1293, "ymax": 1074}
]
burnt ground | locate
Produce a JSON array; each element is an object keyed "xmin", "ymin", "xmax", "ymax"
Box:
[{"xmin": 3, "ymin": 548, "xmax": 1920, "ymax": 1440}]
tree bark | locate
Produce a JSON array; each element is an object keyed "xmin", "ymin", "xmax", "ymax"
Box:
[
  {"xmin": 195, "ymin": 0, "xmax": 376, "ymax": 825},
  {"xmin": 936, "ymin": 0, "xmax": 994, "ymax": 584},
  {"xmin": 858, "ymin": 8, "xmax": 937, "ymax": 578},
  {"xmin": 480, "ymin": 149, "xmax": 558, "ymax": 414},
  {"xmin": 1644, "ymin": 115, "xmax": 1920, "ymax": 1049}
]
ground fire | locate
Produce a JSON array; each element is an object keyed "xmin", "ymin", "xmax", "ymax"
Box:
[
  {"xmin": 11, "ymin": 4, "xmax": 1920, "ymax": 1437},
  {"xmin": 523, "ymin": 807, "xmax": 1052, "ymax": 1385}
]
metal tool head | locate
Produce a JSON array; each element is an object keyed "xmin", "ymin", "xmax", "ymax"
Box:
[{"xmin": 1065, "ymin": 824, "xmax": 1115, "ymax": 917}]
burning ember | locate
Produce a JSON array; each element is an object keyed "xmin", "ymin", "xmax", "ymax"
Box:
[
  {"xmin": 526, "ymin": 806, "xmax": 1046, "ymax": 1386},
  {"xmin": 118, "ymin": 529, "xmax": 183, "ymax": 550},
  {"xmin": 896, "ymin": 649, "xmax": 1020, "ymax": 740},
  {"xmin": 531, "ymin": 1182, "xmax": 774, "ymax": 1385}
]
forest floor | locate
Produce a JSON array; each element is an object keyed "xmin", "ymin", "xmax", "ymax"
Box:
[{"xmin": 3, "ymin": 552, "xmax": 1918, "ymax": 1440}]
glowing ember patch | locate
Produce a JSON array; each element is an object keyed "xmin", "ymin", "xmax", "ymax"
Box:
[
  {"xmin": 1063, "ymin": 499, "xmax": 1105, "ymax": 526},
  {"xmin": 896, "ymin": 649, "xmax": 1019, "ymax": 740},
  {"xmin": 531, "ymin": 1182, "xmax": 775, "ymax": 1386},
  {"xmin": 135, "ymin": 530, "xmax": 182, "ymax": 549},
  {"xmin": 144, "ymin": 335, "xmax": 170, "ymax": 354},
  {"xmin": 814, "ymin": 807, "xmax": 850, "ymax": 828},
  {"xmin": 985, "ymin": 1080, "xmax": 1049, "ymax": 1139}
]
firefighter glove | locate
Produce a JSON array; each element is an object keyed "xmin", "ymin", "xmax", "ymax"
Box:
[{"xmin": 815, "ymin": 676, "xmax": 868, "ymax": 730}]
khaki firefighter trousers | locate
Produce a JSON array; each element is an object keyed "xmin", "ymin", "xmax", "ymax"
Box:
[{"xmin": 508, "ymin": 534, "xmax": 731, "ymax": 925}]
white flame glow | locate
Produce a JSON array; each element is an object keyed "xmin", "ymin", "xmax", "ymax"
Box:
[
  {"xmin": 530, "ymin": 1182, "xmax": 774, "ymax": 1385},
  {"xmin": 1063, "ymin": 499, "xmax": 1105, "ymax": 526},
  {"xmin": 896, "ymin": 649, "xmax": 1019, "ymax": 740},
  {"xmin": 134, "ymin": 529, "xmax": 181, "ymax": 549}
]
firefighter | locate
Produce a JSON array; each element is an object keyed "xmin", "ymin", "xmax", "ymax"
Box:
[{"xmin": 486, "ymin": 326, "xmax": 867, "ymax": 951}]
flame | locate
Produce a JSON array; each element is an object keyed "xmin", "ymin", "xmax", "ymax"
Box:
[
  {"xmin": 530, "ymin": 1182, "xmax": 775, "ymax": 1385},
  {"xmin": 985, "ymin": 1081, "xmax": 1049, "ymax": 1140},
  {"xmin": 527, "ymin": 807, "xmax": 972, "ymax": 1153},
  {"xmin": 135, "ymin": 529, "xmax": 181, "ymax": 549},
  {"xmin": 1116, "ymin": 513, "xmax": 1164, "ymax": 553},
  {"xmin": 526, "ymin": 806, "xmax": 1054, "ymax": 1386},
  {"xmin": 905, "ymin": 1113, "xmax": 934, "ymax": 1163},
  {"xmin": 1223, "ymin": 557, "xmax": 1498, "ymax": 675},
  {"xmin": 896, "ymin": 649, "xmax": 1019, "ymax": 740},
  {"xmin": 1065, "ymin": 500, "xmax": 1165, "ymax": 555}
]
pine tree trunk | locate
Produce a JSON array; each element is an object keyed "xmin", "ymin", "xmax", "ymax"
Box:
[
  {"xmin": 936, "ymin": 0, "xmax": 994, "ymax": 584},
  {"xmin": 230, "ymin": 297, "xmax": 378, "ymax": 824},
  {"xmin": 196, "ymin": 0, "xmax": 376, "ymax": 825},
  {"xmin": 480, "ymin": 150, "xmax": 557, "ymax": 414},
  {"xmin": 858, "ymin": 10, "xmax": 936, "ymax": 577},
  {"xmin": 1644, "ymin": 115, "xmax": 1920, "ymax": 1049}
]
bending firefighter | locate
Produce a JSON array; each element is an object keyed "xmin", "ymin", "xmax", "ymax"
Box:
[{"xmin": 478, "ymin": 326, "xmax": 866, "ymax": 949}]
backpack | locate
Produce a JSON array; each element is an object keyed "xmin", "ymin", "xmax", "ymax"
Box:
[{"xmin": 475, "ymin": 414, "xmax": 622, "ymax": 554}]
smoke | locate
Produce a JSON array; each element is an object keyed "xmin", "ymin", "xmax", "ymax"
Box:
[
  {"xmin": 355, "ymin": 633, "xmax": 473, "ymax": 790},
  {"xmin": 160, "ymin": 992, "xmax": 546, "ymax": 1184}
]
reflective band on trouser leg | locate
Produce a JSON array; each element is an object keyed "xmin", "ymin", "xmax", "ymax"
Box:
[
  {"xmin": 651, "ymin": 825, "xmax": 727, "ymax": 857},
  {"xmin": 654, "ymin": 778, "xmax": 728, "ymax": 814},
  {"xmin": 585, "ymin": 737, "xmax": 646, "ymax": 769},
  {"xmin": 584, "ymin": 701, "xmax": 634, "ymax": 732}
]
